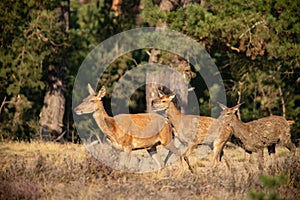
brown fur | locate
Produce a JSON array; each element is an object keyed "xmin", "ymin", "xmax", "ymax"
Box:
[
  {"xmin": 74, "ymin": 84, "xmax": 183, "ymax": 169},
  {"xmin": 218, "ymin": 103, "xmax": 296, "ymax": 170},
  {"xmin": 152, "ymin": 94, "xmax": 232, "ymax": 172}
]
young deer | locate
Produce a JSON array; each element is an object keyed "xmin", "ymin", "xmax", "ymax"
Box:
[
  {"xmin": 218, "ymin": 103, "xmax": 296, "ymax": 170},
  {"xmin": 74, "ymin": 84, "xmax": 183, "ymax": 170},
  {"xmin": 152, "ymin": 93, "xmax": 232, "ymax": 172}
]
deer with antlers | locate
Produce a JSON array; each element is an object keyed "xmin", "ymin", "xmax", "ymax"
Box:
[{"xmin": 74, "ymin": 84, "xmax": 184, "ymax": 170}]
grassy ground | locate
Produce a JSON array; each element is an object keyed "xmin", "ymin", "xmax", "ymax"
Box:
[{"xmin": 0, "ymin": 141, "xmax": 299, "ymax": 199}]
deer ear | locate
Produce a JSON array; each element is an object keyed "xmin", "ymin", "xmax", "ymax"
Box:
[
  {"xmin": 97, "ymin": 86, "xmax": 106, "ymax": 98},
  {"xmin": 169, "ymin": 94, "xmax": 176, "ymax": 100},
  {"xmin": 158, "ymin": 90, "xmax": 164, "ymax": 97},
  {"xmin": 233, "ymin": 102, "xmax": 243, "ymax": 111},
  {"xmin": 88, "ymin": 84, "xmax": 95, "ymax": 95},
  {"xmin": 217, "ymin": 102, "xmax": 228, "ymax": 110},
  {"xmin": 188, "ymin": 87, "xmax": 195, "ymax": 92}
]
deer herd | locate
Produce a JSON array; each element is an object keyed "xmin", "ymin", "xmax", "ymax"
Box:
[{"xmin": 74, "ymin": 83, "xmax": 296, "ymax": 173}]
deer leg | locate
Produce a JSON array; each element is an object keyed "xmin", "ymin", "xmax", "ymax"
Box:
[
  {"xmin": 181, "ymin": 154, "xmax": 193, "ymax": 173},
  {"xmin": 184, "ymin": 144, "xmax": 197, "ymax": 158},
  {"xmin": 221, "ymin": 152, "xmax": 231, "ymax": 173},
  {"xmin": 147, "ymin": 146, "xmax": 164, "ymax": 169},
  {"xmin": 122, "ymin": 150, "xmax": 131, "ymax": 170},
  {"xmin": 280, "ymin": 127, "xmax": 296, "ymax": 155},
  {"xmin": 164, "ymin": 141, "xmax": 185, "ymax": 172},
  {"xmin": 181, "ymin": 144, "xmax": 197, "ymax": 173},
  {"xmin": 288, "ymin": 142, "xmax": 297, "ymax": 156},
  {"xmin": 101, "ymin": 134, "xmax": 107, "ymax": 143},
  {"xmin": 267, "ymin": 144, "xmax": 276, "ymax": 168},
  {"xmin": 212, "ymin": 143, "xmax": 221, "ymax": 168},
  {"xmin": 164, "ymin": 141, "xmax": 181, "ymax": 157},
  {"xmin": 242, "ymin": 151, "xmax": 252, "ymax": 171},
  {"xmin": 212, "ymin": 137, "xmax": 231, "ymax": 173},
  {"xmin": 282, "ymin": 138, "xmax": 296, "ymax": 155},
  {"xmin": 172, "ymin": 128, "xmax": 188, "ymax": 146},
  {"xmin": 257, "ymin": 149, "xmax": 264, "ymax": 171},
  {"xmin": 164, "ymin": 151, "xmax": 173, "ymax": 166},
  {"xmin": 215, "ymin": 149, "xmax": 231, "ymax": 170},
  {"xmin": 212, "ymin": 138, "xmax": 224, "ymax": 168}
]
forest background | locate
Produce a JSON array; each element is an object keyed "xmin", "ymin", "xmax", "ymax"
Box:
[{"xmin": 0, "ymin": 0, "xmax": 299, "ymax": 143}]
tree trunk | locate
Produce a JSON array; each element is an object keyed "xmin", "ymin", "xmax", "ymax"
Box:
[
  {"xmin": 38, "ymin": 1, "xmax": 69, "ymax": 141},
  {"xmin": 39, "ymin": 66, "xmax": 66, "ymax": 141},
  {"xmin": 146, "ymin": 0, "xmax": 196, "ymax": 112},
  {"xmin": 146, "ymin": 51, "xmax": 193, "ymax": 112}
]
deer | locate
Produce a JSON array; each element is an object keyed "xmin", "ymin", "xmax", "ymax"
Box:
[
  {"xmin": 74, "ymin": 84, "xmax": 183, "ymax": 171},
  {"xmin": 218, "ymin": 103, "xmax": 296, "ymax": 170},
  {"xmin": 151, "ymin": 93, "xmax": 232, "ymax": 172}
]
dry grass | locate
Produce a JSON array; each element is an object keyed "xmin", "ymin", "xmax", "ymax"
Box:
[{"xmin": 0, "ymin": 141, "xmax": 299, "ymax": 199}]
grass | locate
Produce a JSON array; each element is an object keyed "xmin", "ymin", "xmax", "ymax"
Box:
[{"xmin": 0, "ymin": 141, "xmax": 299, "ymax": 199}]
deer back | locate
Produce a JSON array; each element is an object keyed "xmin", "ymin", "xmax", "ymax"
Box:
[
  {"xmin": 248, "ymin": 115, "xmax": 290, "ymax": 145},
  {"xmin": 113, "ymin": 113, "xmax": 169, "ymax": 138}
]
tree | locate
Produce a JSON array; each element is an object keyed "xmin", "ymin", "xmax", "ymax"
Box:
[
  {"xmin": 1, "ymin": 0, "xmax": 298, "ymax": 142},
  {"xmin": 142, "ymin": 0, "xmax": 300, "ymax": 139},
  {"xmin": 39, "ymin": 0, "xmax": 69, "ymax": 141},
  {"xmin": 145, "ymin": 0, "xmax": 197, "ymax": 113},
  {"xmin": 0, "ymin": 0, "xmax": 66, "ymax": 140}
]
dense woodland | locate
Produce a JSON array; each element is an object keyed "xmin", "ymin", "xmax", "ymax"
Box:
[{"xmin": 0, "ymin": 0, "xmax": 299, "ymax": 142}]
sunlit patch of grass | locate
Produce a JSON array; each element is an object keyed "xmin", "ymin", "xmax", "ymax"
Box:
[
  {"xmin": 277, "ymin": 151, "xmax": 289, "ymax": 157},
  {"xmin": 236, "ymin": 158, "xmax": 245, "ymax": 162},
  {"xmin": 195, "ymin": 161, "xmax": 206, "ymax": 168},
  {"xmin": 274, "ymin": 147, "xmax": 294, "ymax": 158},
  {"xmin": 0, "ymin": 142, "xmax": 299, "ymax": 199}
]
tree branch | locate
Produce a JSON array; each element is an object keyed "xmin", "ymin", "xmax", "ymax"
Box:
[
  {"xmin": 278, "ymin": 85, "xmax": 286, "ymax": 118},
  {"xmin": 0, "ymin": 96, "xmax": 7, "ymax": 115},
  {"xmin": 54, "ymin": 131, "xmax": 66, "ymax": 142},
  {"xmin": 226, "ymin": 43, "xmax": 240, "ymax": 52},
  {"xmin": 239, "ymin": 20, "xmax": 266, "ymax": 39}
]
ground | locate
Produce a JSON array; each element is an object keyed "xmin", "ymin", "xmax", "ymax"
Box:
[{"xmin": 0, "ymin": 141, "xmax": 299, "ymax": 199}]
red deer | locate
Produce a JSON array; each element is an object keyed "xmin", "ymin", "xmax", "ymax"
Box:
[
  {"xmin": 74, "ymin": 84, "xmax": 183, "ymax": 170},
  {"xmin": 218, "ymin": 103, "xmax": 296, "ymax": 170},
  {"xmin": 152, "ymin": 93, "xmax": 231, "ymax": 172}
]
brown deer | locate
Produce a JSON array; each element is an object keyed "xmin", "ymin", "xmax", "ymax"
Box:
[
  {"xmin": 218, "ymin": 103, "xmax": 296, "ymax": 170},
  {"xmin": 151, "ymin": 93, "xmax": 232, "ymax": 172},
  {"xmin": 74, "ymin": 84, "xmax": 183, "ymax": 170}
]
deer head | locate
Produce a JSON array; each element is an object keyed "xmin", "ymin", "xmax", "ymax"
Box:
[
  {"xmin": 217, "ymin": 102, "xmax": 243, "ymax": 124},
  {"xmin": 74, "ymin": 84, "xmax": 106, "ymax": 115},
  {"xmin": 151, "ymin": 93, "xmax": 176, "ymax": 111}
]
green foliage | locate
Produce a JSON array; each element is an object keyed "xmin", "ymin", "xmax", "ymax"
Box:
[
  {"xmin": 142, "ymin": 0, "xmax": 300, "ymax": 139},
  {"xmin": 0, "ymin": 0, "xmax": 65, "ymax": 140},
  {"xmin": 0, "ymin": 0, "xmax": 141, "ymax": 140},
  {"xmin": 1, "ymin": 0, "xmax": 299, "ymax": 141},
  {"xmin": 249, "ymin": 173, "xmax": 288, "ymax": 200}
]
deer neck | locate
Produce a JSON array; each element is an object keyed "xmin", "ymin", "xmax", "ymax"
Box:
[
  {"xmin": 92, "ymin": 101, "xmax": 117, "ymax": 142},
  {"xmin": 93, "ymin": 100, "xmax": 110, "ymax": 119},
  {"xmin": 166, "ymin": 101, "xmax": 182, "ymax": 131},
  {"xmin": 230, "ymin": 115, "xmax": 250, "ymax": 144}
]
